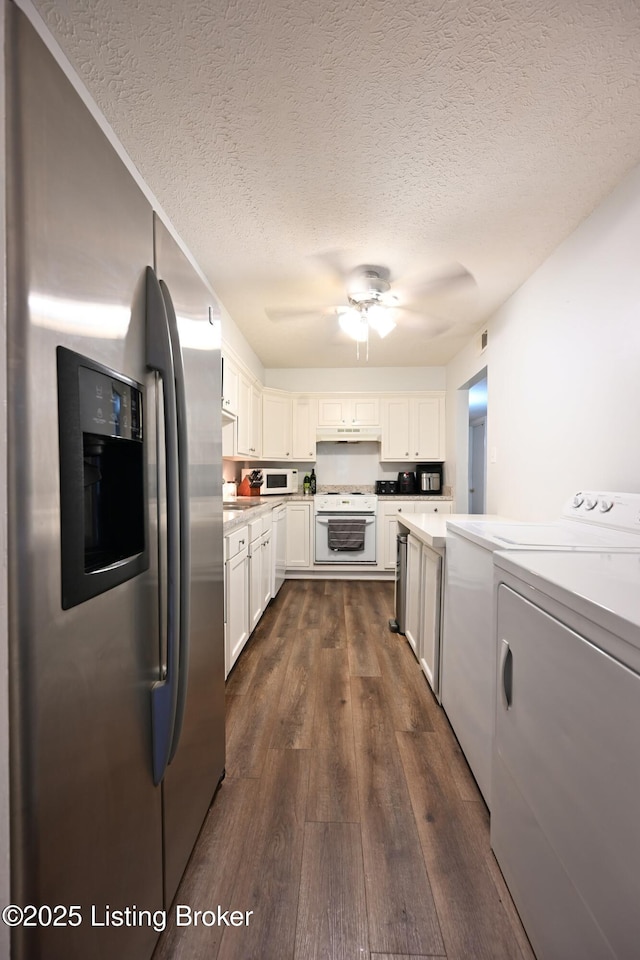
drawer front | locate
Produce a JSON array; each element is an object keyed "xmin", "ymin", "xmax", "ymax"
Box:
[
  {"xmin": 225, "ymin": 525, "xmax": 249, "ymax": 559},
  {"xmin": 381, "ymin": 501, "xmax": 416, "ymax": 516}
]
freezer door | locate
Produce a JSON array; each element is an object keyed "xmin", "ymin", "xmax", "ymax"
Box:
[
  {"xmin": 6, "ymin": 7, "xmax": 163, "ymax": 960},
  {"xmin": 154, "ymin": 216, "xmax": 225, "ymax": 906}
]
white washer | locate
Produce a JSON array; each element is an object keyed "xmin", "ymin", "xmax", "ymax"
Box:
[
  {"xmin": 441, "ymin": 491, "xmax": 640, "ymax": 807},
  {"xmin": 492, "ymin": 549, "xmax": 640, "ymax": 960}
]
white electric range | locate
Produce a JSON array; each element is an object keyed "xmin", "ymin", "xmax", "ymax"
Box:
[{"xmin": 314, "ymin": 493, "xmax": 378, "ymax": 564}]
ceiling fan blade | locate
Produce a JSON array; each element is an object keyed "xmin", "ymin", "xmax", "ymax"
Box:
[
  {"xmin": 308, "ymin": 249, "xmax": 352, "ymax": 281},
  {"xmin": 265, "ymin": 305, "xmax": 347, "ymax": 323},
  {"xmin": 395, "ymin": 261, "xmax": 477, "ymax": 300}
]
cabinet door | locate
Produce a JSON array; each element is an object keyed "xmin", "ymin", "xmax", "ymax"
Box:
[
  {"xmin": 225, "ymin": 547, "xmax": 249, "ymax": 676},
  {"xmin": 420, "ymin": 547, "xmax": 442, "ymax": 696},
  {"xmin": 381, "ymin": 398, "xmax": 411, "ymax": 460},
  {"xmin": 405, "ymin": 534, "xmax": 422, "ymax": 657},
  {"xmin": 248, "ymin": 540, "xmax": 262, "ymax": 633},
  {"xmin": 352, "ymin": 398, "xmax": 379, "ymax": 424},
  {"xmin": 286, "ymin": 503, "xmax": 311, "ymax": 567},
  {"xmin": 317, "ymin": 397, "xmax": 347, "ymax": 426},
  {"xmin": 262, "ymin": 392, "xmax": 292, "ymax": 459},
  {"xmin": 250, "ymin": 384, "xmax": 262, "ymax": 457},
  {"xmin": 414, "ymin": 397, "xmax": 444, "ymax": 460},
  {"xmin": 380, "ymin": 502, "xmax": 414, "ymax": 569},
  {"xmin": 222, "ymin": 357, "xmax": 239, "ymax": 415},
  {"xmin": 317, "ymin": 396, "xmax": 379, "ymax": 426},
  {"xmin": 292, "ymin": 397, "xmax": 316, "ymax": 460},
  {"xmin": 236, "ymin": 373, "xmax": 252, "ymax": 456},
  {"xmin": 260, "ymin": 530, "xmax": 273, "ymax": 611}
]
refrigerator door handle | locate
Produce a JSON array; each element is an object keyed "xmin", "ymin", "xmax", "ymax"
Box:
[
  {"xmin": 146, "ymin": 266, "xmax": 181, "ymax": 784},
  {"xmin": 159, "ymin": 278, "xmax": 191, "ymax": 762}
]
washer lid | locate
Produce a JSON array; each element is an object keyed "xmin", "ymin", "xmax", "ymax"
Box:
[{"xmin": 446, "ymin": 519, "xmax": 640, "ymax": 551}]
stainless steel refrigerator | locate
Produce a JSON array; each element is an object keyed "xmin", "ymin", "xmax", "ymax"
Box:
[{"xmin": 5, "ymin": 5, "xmax": 225, "ymax": 958}]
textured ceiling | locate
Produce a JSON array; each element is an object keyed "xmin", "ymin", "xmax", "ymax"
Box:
[{"xmin": 32, "ymin": 0, "xmax": 640, "ymax": 367}]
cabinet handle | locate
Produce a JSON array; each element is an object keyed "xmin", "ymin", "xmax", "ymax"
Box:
[
  {"xmin": 405, "ymin": 451, "xmax": 409, "ymax": 456},
  {"xmin": 500, "ymin": 639, "xmax": 513, "ymax": 709},
  {"xmin": 286, "ymin": 452, "xmax": 290, "ymax": 456},
  {"xmin": 239, "ymin": 539, "xmax": 245, "ymax": 546},
  {"xmin": 415, "ymin": 451, "xmax": 419, "ymax": 456}
]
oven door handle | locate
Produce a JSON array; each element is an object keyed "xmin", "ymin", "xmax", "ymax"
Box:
[{"xmin": 316, "ymin": 516, "xmax": 376, "ymax": 525}]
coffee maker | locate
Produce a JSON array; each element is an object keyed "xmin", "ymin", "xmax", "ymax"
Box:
[{"xmin": 416, "ymin": 463, "xmax": 443, "ymax": 495}]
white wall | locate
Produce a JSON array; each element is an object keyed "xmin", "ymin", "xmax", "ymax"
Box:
[
  {"xmin": 265, "ymin": 366, "xmax": 445, "ymax": 392},
  {"xmin": 447, "ymin": 161, "xmax": 640, "ymax": 521},
  {"xmin": 310, "ymin": 442, "xmax": 419, "ymax": 488}
]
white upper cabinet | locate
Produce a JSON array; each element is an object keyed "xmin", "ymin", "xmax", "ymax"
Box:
[
  {"xmin": 235, "ymin": 373, "xmax": 251, "ymax": 456},
  {"xmin": 251, "ymin": 383, "xmax": 262, "ymax": 458},
  {"xmin": 292, "ymin": 396, "xmax": 317, "ymax": 461},
  {"xmin": 414, "ymin": 397, "xmax": 445, "ymax": 461},
  {"xmin": 262, "ymin": 389, "xmax": 292, "ymax": 459},
  {"xmin": 236, "ymin": 373, "xmax": 261, "ymax": 457},
  {"xmin": 381, "ymin": 398, "xmax": 411, "ymax": 459},
  {"xmin": 317, "ymin": 397, "xmax": 379, "ymax": 426},
  {"xmin": 381, "ymin": 394, "xmax": 445, "ymax": 461}
]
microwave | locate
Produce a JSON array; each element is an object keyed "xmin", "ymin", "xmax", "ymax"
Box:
[{"xmin": 242, "ymin": 468, "xmax": 298, "ymax": 495}]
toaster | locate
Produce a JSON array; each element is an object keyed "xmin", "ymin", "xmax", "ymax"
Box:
[{"xmin": 375, "ymin": 480, "xmax": 399, "ymax": 495}]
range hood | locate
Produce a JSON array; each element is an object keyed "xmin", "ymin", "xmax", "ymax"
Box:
[{"xmin": 316, "ymin": 425, "xmax": 382, "ymax": 443}]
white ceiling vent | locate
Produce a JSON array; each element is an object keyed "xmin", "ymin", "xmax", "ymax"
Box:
[{"xmin": 478, "ymin": 328, "xmax": 488, "ymax": 354}]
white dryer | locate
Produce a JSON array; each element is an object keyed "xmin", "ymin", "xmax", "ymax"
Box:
[
  {"xmin": 492, "ymin": 549, "xmax": 640, "ymax": 960},
  {"xmin": 441, "ymin": 491, "xmax": 640, "ymax": 807}
]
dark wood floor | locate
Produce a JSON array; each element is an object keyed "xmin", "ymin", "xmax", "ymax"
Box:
[{"xmin": 154, "ymin": 580, "xmax": 536, "ymax": 960}]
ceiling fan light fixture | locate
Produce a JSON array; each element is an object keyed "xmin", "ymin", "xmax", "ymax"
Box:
[
  {"xmin": 367, "ymin": 309, "xmax": 396, "ymax": 339},
  {"xmin": 339, "ymin": 309, "xmax": 368, "ymax": 342}
]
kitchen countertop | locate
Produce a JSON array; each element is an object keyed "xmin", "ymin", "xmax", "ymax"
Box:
[
  {"xmin": 397, "ymin": 513, "xmax": 504, "ymax": 549},
  {"xmin": 223, "ymin": 496, "xmax": 286, "ymax": 531},
  {"xmin": 377, "ymin": 494, "xmax": 453, "ymax": 502}
]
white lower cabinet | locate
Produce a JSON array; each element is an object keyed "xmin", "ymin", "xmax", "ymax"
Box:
[
  {"xmin": 405, "ymin": 533, "xmax": 422, "ymax": 657},
  {"xmin": 380, "ymin": 501, "xmax": 415, "ymax": 569},
  {"xmin": 247, "ymin": 514, "xmax": 273, "ymax": 634},
  {"xmin": 225, "ymin": 510, "xmax": 278, "ymax": 677},
  {"xmin": 248, "ymin": 528, "xmax": 263, "ymax": 634},
  {"xmin": 419, "ymin": 546, "xmax": 443, "ymax": 697},
  {"xmin": 396, "ymin": 518, "xmax": 445, "ymax": 701},
  {"xmin": 260, "ymin": 527, "xmax": 273, "ymax": 610},
  {"xmin": 379, "ymin": 500, "xmax": 451, "ymax": 570},
  {"xmin": 224, "ymin": 526, "xmax": 249, "ymax": 678},
  {"xmin": 286, "ymin": 502, "xmax": 312, "ymax": 568}
]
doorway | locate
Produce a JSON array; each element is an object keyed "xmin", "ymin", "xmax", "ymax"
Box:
[{"xmin": 467, "ymin": 375, "xmax": 487, "ymax": 514}]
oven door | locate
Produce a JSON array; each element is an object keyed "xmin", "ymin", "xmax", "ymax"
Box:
[{"xmin": 314, "ymin": 514, "xmax": 377, "ymax": 563}]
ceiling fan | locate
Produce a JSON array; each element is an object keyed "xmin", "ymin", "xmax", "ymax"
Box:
[{"xmin": 266, "ymin": 259, "xmax": 476, "ymax": 359}]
